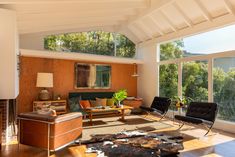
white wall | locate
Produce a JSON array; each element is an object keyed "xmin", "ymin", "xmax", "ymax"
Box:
[
  {"xmin": 0, "ymin": 9, "xmax": 19, "ymax": 99},
  {"xmin": 137, "ymin": 43, "xmax": 157, "ymax": 106},
  {"xmin": 20, "ymin": 33, "xmax": 45, "ymax": 50}
]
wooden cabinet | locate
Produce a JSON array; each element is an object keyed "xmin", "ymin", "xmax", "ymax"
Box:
[
  {"xmin": 123, "ymin": 99, "xmax": 143, "ymax": 108},
  {"xmin": 0, "ymin": 9, "xmax": 19, "ymax": 99},
  {"xmin": 33, "ymin": 100, "xmax": 67, "ymax": 115}
]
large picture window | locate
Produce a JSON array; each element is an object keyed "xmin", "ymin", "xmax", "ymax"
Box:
[
  {"xmin": 159, "ymin": 64, "xmax": 178, "ymax": 98},
  {"xmin": 158, "ymin": 40, "xmax": 235, "ymax": 123},
  {"xmin": 182, "ymin": 61, "xmax": 208, "ymax": 102},
  {"xmin": 213, "ymin": 57, "xmax": 235, "ymax": 122}
]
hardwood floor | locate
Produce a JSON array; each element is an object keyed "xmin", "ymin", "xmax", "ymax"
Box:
[{"xmin": 1, "ymin": 115, "xmax": 235, "ymax": 157}]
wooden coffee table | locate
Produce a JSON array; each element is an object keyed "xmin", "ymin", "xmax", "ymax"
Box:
[{"xmin": 85, "ymin": 105, "xmax": 133, "ymax": 125}]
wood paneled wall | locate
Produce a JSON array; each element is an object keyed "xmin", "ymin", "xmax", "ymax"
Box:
[{"xmin": 17, "ymin": 56, "xmax": 137, "ymax": 113}]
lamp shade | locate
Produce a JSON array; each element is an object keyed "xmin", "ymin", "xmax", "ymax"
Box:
[{"xmin": 36, "ymin": 73, "xmax": 53, "ymax": 88}]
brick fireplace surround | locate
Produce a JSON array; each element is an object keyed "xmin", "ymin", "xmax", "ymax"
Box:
[{"xmin": 0, "ymin": 100, "xmax": 8, "ymax": 143}]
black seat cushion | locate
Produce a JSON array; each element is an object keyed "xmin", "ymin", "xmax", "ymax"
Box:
[
  {"xmin": 140, "ymin": 97, "xmax": 171, "ymax": 115},
  {"xmin": 186, "ymin": 102, "xmax": 217, "ymax": 122},
  {"xmin": 140, "ymin": 106, "xmax": 154, "ymax": 112},
  {"xmin": 150, "ymin": 97, "xmax": 171, "ymax": 114},
  {"xmin": 175, "ymin": 115, "xmax": 203, "ymax": 124}
]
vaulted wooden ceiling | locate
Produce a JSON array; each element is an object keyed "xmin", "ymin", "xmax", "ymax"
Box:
[{"xmin": 1, "ymin": 0, "xmax": 235, "ymax": 44}]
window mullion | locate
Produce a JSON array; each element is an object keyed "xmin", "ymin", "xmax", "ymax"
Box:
[
  {"xmin": 178, "ymin": 62, "xmax": 182, "ymax": 98},
  {"xmin": 208, "ymin": 58, "xmax": 213, "ymax": 102}
]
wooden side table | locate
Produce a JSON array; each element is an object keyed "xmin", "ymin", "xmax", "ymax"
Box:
[{"xmin": 33, "ymin": 100, "xmax": 67, "ymax": 115}]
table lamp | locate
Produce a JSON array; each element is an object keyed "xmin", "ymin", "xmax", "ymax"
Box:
[{"xmin": 36, "ymin": 73, "xmax": 53, "ymax": 100}]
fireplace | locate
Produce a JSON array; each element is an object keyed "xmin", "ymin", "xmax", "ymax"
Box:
[
  {"xmin": 0, "ymin": 100, "xmax": 8, "ymax": 144},
  {"xmin": 0, "ymin": 99, "xmax": 17, "ymax": 144}
]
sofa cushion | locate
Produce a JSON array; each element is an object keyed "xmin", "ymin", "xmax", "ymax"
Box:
[
  {"xmin": 106, "ymin": 98, "xmax": 115, "ymax": 107},
  {"xmin": 96, "ymin": 98, "xmax": 107, "ymax": 106},
  {"xmin": 68, "ymin": 96, "xmax": 87, "ymax": 116},
  {"xmin": 175, "ymin": 115, "xmax": 203, "ymax": 124},
  {"xmin": 68, "ymin": 96, "xmax": 82, "ymax": 111},
  {"xmin": 80, "ymin": 100, "xmax": 91, "ymax": 109},
  {"xmin": 89, "ymin": 100, "xmax": 97, "ymax": 107}
]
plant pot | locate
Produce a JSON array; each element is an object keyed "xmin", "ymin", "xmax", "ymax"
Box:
[
  {"xmin": 117, "ymin": 101, "xmax": 122, "ymax": 108},
  {"xmin": 178, "ymin": 107, "xmax": 182, "ymax": 115}
]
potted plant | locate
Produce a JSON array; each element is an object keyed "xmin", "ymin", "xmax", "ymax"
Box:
[
  {"xmin": 172, "ymin": 96, "xmax": 193, "ymax": 114},
  {"xmin": 113, "ymin": 89, "xmax": 128, "ymax": 107}
]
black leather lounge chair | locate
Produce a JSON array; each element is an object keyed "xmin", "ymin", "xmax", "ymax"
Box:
[
  {"xmin": 140, "ymin": 96, "xmax": 171, "ymax": 121},
  {"xmin": 175, "ymin": 102, "xmax": 218, "ymax": 136}
]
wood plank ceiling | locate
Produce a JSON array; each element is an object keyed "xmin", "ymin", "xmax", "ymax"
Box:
[{"xmin": 1, "ymin": 0, "xmax": 235, "ymax": 44}]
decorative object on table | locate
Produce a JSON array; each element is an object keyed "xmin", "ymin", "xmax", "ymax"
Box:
[
  {"xmin": 37, "ymin": 108, "xmax": 57, "ymax": 116},
  {"xmin": 53, "ymin": 94, "xmax": 61, "ymax": 100},
  {"xmin": 112, "ymin": 89, "xmax": 127, "ymax": 108},
  {"xmin": 172, "ymin": 96, "xmax": 193, "ymax": 115},
  {"xmin": 36, "ymin": 72, "xmax": 53, "ymax": 101},
  {"xmin": 131, "ymin": 63, "xmax": 139, "ymax": 77},
  {"xmin": 83, "ymin": 131, "xmax": 184, "ymax": 157}
]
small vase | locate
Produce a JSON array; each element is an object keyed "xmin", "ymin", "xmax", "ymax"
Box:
[
  {"xmin": 117, "ymin": 101, "xmax": 121, "ymax": 108},
  {"xmin": 178, "ymin": 107, "xmax": 182, "ymax": 115}
]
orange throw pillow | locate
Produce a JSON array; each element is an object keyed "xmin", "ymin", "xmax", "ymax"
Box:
[{"xmin": 80, "ymin": 100, "xmax": 91, "ymax": 109}]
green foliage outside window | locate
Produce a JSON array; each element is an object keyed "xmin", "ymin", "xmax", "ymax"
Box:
[
  {"xmin": 160, "ymin": 40, "xmax": 235, "ymax": 122},
  {"xmin": 44, "ymin": 31, "xmax": 135, "ymax": 58}
]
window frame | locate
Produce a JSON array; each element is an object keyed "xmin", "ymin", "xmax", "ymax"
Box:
[{"xmin": 157, "ymin": 46, "xmax": 235, "ymax": 103}]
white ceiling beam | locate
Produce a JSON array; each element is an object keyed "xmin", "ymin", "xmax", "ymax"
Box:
[
  {"xmin": 124, "ymin": 0, "xmax": 175, "ymax": 26},
  {"xmin": 0, "ymin": 0, "xmax": 145, "ymax": 4},
  {"xmin": 17, "ymin": 10, "xmax": 136, "ymax": 22},
  {"xmin": 19, "ymin": 21, "xmax": 118, "ymax": 34},
  {"xmin": 136, "ymin": 21, "xmax": 153, "ymax": 38},
  {"xmin": 159, "ymin": 10, "xmax": 177, "ymax": 32},
  {"xmin": 128, "ymin": 25, "xmax": 147, "ymax": 41},
  {"xmin": 193, "ymin": 0, "xmax": 212, "ymax": 21},
  {"xmin": 223, "ymin": 0, "xmax": 235, "ymax": 16},
  {"xmin": 139, "ymin": 14, "xmax": 235, "ymax": 46},
  {"xmin": 119, "ymin": 27, "xmax": 141, "ymax": 43},
  {"xmin": 173, "ymin": 2, "xmax": 193, "ymax": 27},
  {"xmin": 20, "ymin": 49, "xmax": 144, "ymax": 64},
  {"xmin": 18, "ymin": 16, "xmax": 125, "ymax": 27},
  {"xmin": 148, "ymin": 15, "xmax": 164, "ymax": 35},
  {"xmin": 126, "ymin": 28, "xmax": 143, "ymax": 42},
  {"xmin": 22, "ymin": 25, "xmax": 117, "ymax": 37},
  {"xmin": 3, "ymin": 1, "xmax": 147, "ymax": 13},
  {"xmin": 132, "ymin": 23, "xmax": 152, "ymax": 40}
]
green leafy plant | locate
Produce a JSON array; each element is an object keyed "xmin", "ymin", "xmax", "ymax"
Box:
[
  {"xmin": 113, "ymin": 89, "xmax": 128, "ymax": 105},
  {"xmin": 172, "ymin": 96, "xmax": 193, "ymax": 108}
]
